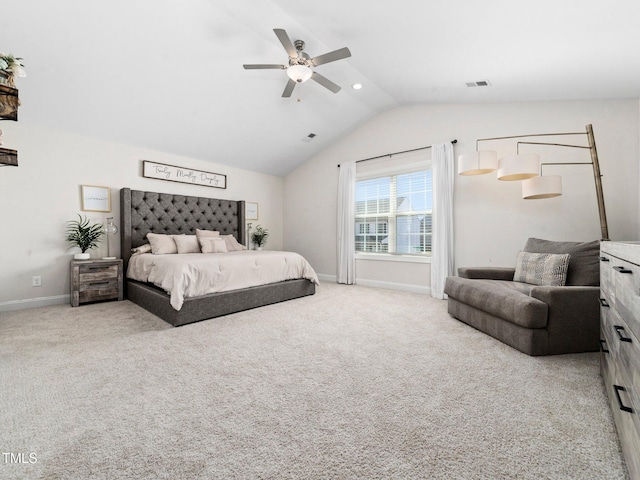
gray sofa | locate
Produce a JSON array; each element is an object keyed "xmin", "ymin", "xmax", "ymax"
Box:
[{"xmin": 444, "ymin": 238, "xmax": 601, "ymax": 356}]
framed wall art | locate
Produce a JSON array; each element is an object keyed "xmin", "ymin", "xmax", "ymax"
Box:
[
  {"xmin": 246, "ymin": 202, "xmax": 259, "ymax": 220},
  {"xmin": 142, "ymin": 160, "xmax": 226, "ymax": 189},
  {"xmin": 81, "ymin": 185, "xmax": 111, "ymax": 212}
]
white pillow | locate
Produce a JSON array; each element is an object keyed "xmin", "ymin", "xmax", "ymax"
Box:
[
  {"xmin": 174, "ymin": 235, "xmax": 200, "ymax": 254},
  {"xmin": 199, "ymin": 237, "xmax": 228, "ymax": 253},
  {"xmin": 221, "ymin": 234, "xmax": 246, "ymax": 251},
  {"xmin": 196, "ymin": 229, "xmax": 220, "ymax": 239},
  {"xmin": 131, "ymin": 243, "xmax": 152, "ymax": 255},
  {"xmin": 147, "ymin": 233, "xmax": 180, "ymax": 255}
]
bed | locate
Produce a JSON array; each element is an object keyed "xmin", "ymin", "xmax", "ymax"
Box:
[{"xmin": 120, "ymin": 188, "xmax": 317, "ymax": 326}]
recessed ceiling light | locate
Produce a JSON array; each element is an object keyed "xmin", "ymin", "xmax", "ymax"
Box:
[{"xmin": 352, "ymin": 83, "xmax": 363, "ymax": 90}]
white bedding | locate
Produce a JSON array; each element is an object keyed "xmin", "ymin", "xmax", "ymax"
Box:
[{"xmin": 127, "ymin": 250, "xmax": 319, "ymax": 311}]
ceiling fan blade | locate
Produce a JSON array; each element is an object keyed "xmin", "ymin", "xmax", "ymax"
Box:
[
  {"xmin": 273, "ymin": 28, "xmax": 297, "ymax": 58},
  {"xmin": 282, "ymin": 79, "xmax": 296, "ymax": 98},
  {"xmin": 311, "ymin": 47, "xmax": 351, "ymax": 67},
  {"xmin": 243, "ymin": 64, "xmax": 286, "ymax": 70},
  {"xmin": 311, "ymin": 72, "xmax": 341, "ymax": 93}
]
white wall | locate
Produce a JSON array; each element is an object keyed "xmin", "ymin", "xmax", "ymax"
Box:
[
  {"xmin": 284, "ymin": 99, "xmax": 640, "ymax": 292},
  {"xmin": 3, "ymin": 98, "xmax": 637, "ymax": 308},
  {"xmin": 0, "ymin": 122, "xmax": 283, "ymax": 309}
]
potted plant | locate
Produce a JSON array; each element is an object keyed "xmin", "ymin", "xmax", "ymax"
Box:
[
  {"xmin": 66, "ymin": 214, "xmax": 104, "ymax": 260},
  {"xmin": 0, "ymin": 52, "xmax": 26, "ymax": 88},
  {"xmin": 251, "ymin": 225, "xmax": 269, "ymax": 250}
]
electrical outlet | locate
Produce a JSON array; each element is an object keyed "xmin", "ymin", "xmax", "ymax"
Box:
[{"xmin": 32, "ymin": 276, "xmax": 42, "ymax": 287}]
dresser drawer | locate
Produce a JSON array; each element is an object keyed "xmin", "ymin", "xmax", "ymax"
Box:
[
  {"xmin": 611, "ymin": 258, "xmax": 640, "ymax": 342},
  {"xmin": 599, "ymin": 253, "xmax": 614, "ymax": 299},
  {"xmin": 601, "ymin": 302, "xmax": 639, "ymax": 405},
  {"xmin": 78, "ymin": 281, "xmax": 120, "ymax": 303},
  {"xmin": 601, "ymin": 294, "xmax": 623, "ymax": 354},
  {"xmin": 612, "ymin": 322, "xmax": 640, "ymax": 418},
  {"xmin": 78, "ymin": 264, "xmax": 119, "ymax": 281},
  {"xmin": 600, "ymin": 297, "xmax": 618, "ymax": 359},
  {"xmin": 602, "ymin": 355, "xmax": 640, "ymax": 480}
]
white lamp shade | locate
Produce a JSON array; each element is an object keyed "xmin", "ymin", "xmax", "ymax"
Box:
[
  {"xmin": 458, "ymin": 150, "xmax": 498, "ymax": 175},
  {"xmin": 522, "ymin": 175, "xmax": 562, "ymax": 199},
  {"xmin": 497, "ymin": 154, "xmax": 540, "ymax": 181},
  {"xmin": 287, "ymin": 65, "xmax": 312, "ymax": 83}
]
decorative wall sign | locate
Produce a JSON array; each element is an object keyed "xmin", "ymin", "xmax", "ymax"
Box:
[
  {"xmin": 246, "ymin": 202, "xmax": 259, "ymax": 220},
  {"xmin": 81, "ymin": 185, "xmax": 111, "ymax": 212},
  {"xmin": 142, "ymin": 160, "xmax": 227, "ymax": 189}
]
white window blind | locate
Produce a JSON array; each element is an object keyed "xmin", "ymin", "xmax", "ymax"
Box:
[{"xmin": 355, "ymin": 170, "xmax": 432, "ymax": 255}]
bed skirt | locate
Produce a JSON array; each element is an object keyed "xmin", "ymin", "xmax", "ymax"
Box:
[{"xmin": 126, "ymin": 279, "xmax": 316, "ymax": 327}]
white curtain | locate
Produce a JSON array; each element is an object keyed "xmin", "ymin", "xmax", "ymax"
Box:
[
  {"xmin": 430, "ymin": 143, "xmax": 455, "ymax": 299},
  {"xmin": 337, "ymin": 161, "xmax": 356, "ymax": 284}
]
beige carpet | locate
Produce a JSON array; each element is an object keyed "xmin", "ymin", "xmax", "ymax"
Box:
[{"xmin": 0, "ymin": 283, "xmax": 628, "ymax": 479}]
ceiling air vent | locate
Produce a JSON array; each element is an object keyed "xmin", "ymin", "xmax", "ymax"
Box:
[
  {"xmin": 302, "ymin": 133, "xmax": 317, "ymax": 143},
  {"xmin": 466, "ymin": 80, "xmax": 491, "ymax": 87}
]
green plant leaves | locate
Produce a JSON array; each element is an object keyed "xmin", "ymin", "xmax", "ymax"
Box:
[{"xmin": 66, "ymin": 214, "xmax": 104, "ymax": 253}]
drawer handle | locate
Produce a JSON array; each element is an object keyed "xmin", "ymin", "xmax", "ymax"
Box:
[
  {"xmin": 599, "ymin": 339, "xmax": 609, "ymax": 353},
  {"xmin": 599, "ymin": 298, "xmax": 610, "ymax": 308},
  {"xmin": 614, "ymin": 325, "xmax": 632, "ymax": 343},
  {"xmin": 599, "ymin": 256, "xmax": 610, "ymax": 262},
  {"xmin": 613, "ymin": 385, "xmax": 634, "ymax": 413},
  {"xmin": 90, "ymin": 281, "xmax": 111, "ymax": 286},
  {"xmin": 613, "ymin": 266, "xmax": 633, "ymax": 274}
]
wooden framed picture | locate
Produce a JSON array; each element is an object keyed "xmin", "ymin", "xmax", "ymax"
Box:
[
  {"xmin": 81, "ymin": 185, "xmax": 111, "ymax": 212},
  {"xmin": 246, "ymin": 202, "xmax": 258, "ymax": 220},
  {"xmin": 142, "ymin": 160, "xmax": 226, "ymax": 189}
]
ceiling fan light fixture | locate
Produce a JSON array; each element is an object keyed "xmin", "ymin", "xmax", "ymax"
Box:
[{"xmin": 287, "ymin": 65, "xmax": 312, "ymax": 83}]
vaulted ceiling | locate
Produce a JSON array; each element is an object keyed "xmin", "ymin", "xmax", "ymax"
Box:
[{"xmin": 4, "ymin": 0, "xmax": 640, "ymax": 176}]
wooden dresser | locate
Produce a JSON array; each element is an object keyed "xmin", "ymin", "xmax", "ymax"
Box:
[
  {"xmin": 600, "ymin": 241, "xmax": 640, "ymax": 479},
  {"xmin": 70, "ymin": 258, "xmax": 123, "ymax": 307}
]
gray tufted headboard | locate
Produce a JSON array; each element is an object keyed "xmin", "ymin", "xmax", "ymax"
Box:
[{"xmin": 120, "ymin": 188, "xmax": 246, "ymax": 274}]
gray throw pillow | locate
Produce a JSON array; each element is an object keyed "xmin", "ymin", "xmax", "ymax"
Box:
[
  {"xmin": 523, "ymin": 238, "xmax": 600, "ymax": 286},
  {"xmin": 514, "ymin": 252, "xmax": 570, "ymax": 286}
]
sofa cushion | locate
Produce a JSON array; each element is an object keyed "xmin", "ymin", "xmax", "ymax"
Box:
[
  {"xmin": 523, "ymin": 238, "xmax": 600, "ymax": 286},
  {"xmin": 513, "ymin": 252, "xmax": 570, "ymax": 286},
  {"xmin": 444, "ymin": 277, "xmax": 548, "ymax": 329}
]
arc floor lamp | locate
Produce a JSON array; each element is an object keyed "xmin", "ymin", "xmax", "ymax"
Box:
[{"xmin": 457, "ymin": 124, "xmax": 609, "ymax": 241}]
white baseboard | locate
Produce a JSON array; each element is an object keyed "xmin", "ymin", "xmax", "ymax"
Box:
[
  {"xmin": 0, "ymin": 294, "xmax": 70, "ymax": 312},
  {"xmin": 316, "ymin": 274, "xmax": 430, "ymax": 295},
  {"xmin": 1, "ymin": 276, "xmax": 430, "ymax": 311},
  {"xmin": 355, "ymin": 278, "xmax": 430, "ymax": 295},
  {"xmin": 316, "ymin": 274, "xmax": 337, "ymax": 283}
]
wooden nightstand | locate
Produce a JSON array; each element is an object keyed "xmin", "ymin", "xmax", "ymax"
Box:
[{"xmin": 70, "ymin": 258, "xmax": 124, "ymax": 307}]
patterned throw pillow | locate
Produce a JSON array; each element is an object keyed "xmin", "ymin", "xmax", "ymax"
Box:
[
  {"xmin": 513, "ymin": 251, "xmax": 571, "ymax": 286},
  {"xmin": 199, "ymin": 237, "xmax": 228, "ymax": 254},
  {"xmin": 221, "ymin": 234, "xmax": 246, "ymax": 251}
]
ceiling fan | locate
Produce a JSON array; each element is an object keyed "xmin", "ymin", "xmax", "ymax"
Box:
[{"xmin": 243, "ymin": 28, "xmax": 352, "ymax": 98}]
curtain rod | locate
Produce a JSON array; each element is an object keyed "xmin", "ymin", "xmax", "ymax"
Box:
[{"xmin": 337, "ymin": 140, "xmax": 457, "ymax": 167}]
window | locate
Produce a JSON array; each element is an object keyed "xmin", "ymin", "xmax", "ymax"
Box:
[{"xmin": 355, "ymin": 170, "xmax": 432, "ymax": 255}]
